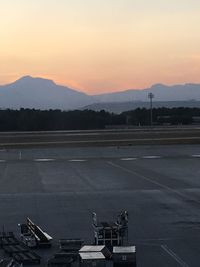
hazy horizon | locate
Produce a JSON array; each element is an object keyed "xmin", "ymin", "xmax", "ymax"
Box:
[
  {"xmin": 1, "ymin": 0, "xmax": 200, "ymax": 93},
  {"xmin": 2, "ymin": 75, "xmax": 200, "ymax": 96}
]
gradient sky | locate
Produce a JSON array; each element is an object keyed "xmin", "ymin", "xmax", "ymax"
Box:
[{"xmin": 0, "ymin": 0, "xmax": 200, "ymax": 94}]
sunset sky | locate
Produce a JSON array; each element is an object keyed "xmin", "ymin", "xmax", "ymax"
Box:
[{"xmin": 0, "ymin": 0, "xmax": 200, "ymax": 94}]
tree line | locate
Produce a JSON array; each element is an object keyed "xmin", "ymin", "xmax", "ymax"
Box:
[{"xmin": 0, "ymin": 107, "xmax": 199, "ymax": 131}]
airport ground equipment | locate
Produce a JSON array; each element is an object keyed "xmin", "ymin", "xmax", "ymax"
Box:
[
  {"xmin": 59, "ymin": 239, "xmax": 84, "ymax": 253},
  {"xmin": 112, "ymin": 246, "xmax": 136, "ymax": 267},
  {"xmin": 0, "ymin": 230, "xmax": 41, "ymax": 265},
  {"xmin": 0, "ymin": 232, "xmax": 14, "ymax": 239},
  {"xmin": 12, "ymin": 251, "xmax": 41, "ymax": 265},
  {"xmin": 79, "ymin": 246, "xmax": 112, "ymax": 260},
  {"xmin": 47, "ymin": 253, "xmax": 75, "ymax": 267},
  {"xmin": 79, "ymin": 245, "xmax": 113, "ymax": 267},
  {"xmin": 0, "ymin": 232, "xmax": 19, "ymax": 248},
  {"xmin": 79, "ymin": 252, "xmax": 106, "ymax": 267},
  {"xmin": 47, "ymin": 239, "xmax": 84, "ymax": 266},
  {"xmin": 1, "ymin": 241, "xmax": 41, "ymax": 265},
  {"xmin": 19, "ymin": 218, "xmax": 52, "ymax": 248},
  {"xmin": 0, "ymin": 258, "xmax": 22, "ymax": 267},
  {"xmin": 19, "ymin": 223, "xmax": 36, "ymax": 248},
  {"xmin": 92, "ymin": 211, "xmax": 129, "ymax": 246},
  {"xmin": 3, "ymin": 244, "xmax": 28, "ymax": 257}
]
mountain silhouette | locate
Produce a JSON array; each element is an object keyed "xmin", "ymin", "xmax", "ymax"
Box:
[
  {"xmin": 94, "ymin": 83, "xmax": 200, "ymax": 103},
  {"xmin": 0, "ymin": 76, "xmax": 93, "ymax": 110},
  {"xmin": 1, "ymin": 76, "xmax": 200, "ymax": 110}
]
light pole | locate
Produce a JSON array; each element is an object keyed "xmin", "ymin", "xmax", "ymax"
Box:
[{"xmin": 148, "ymin": 93, "xmax": 154, "ymax": 127}]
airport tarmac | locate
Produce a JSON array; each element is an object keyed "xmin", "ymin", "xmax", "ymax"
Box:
[
  {"xmin": 0, "ymin": 126, "xmax": 200, "ymax": 147},
  {"xmin": 0, "ymin": 144, "xmax": 200, "ymax": 266}
]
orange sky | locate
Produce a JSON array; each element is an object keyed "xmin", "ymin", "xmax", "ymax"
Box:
[{"xmin": 0, "ymin": 0, "xmax": 200, "ymax": 94}]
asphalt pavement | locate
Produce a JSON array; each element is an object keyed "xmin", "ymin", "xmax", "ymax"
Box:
[
  {"xmin": 0, "ymin": 126, "xmax": 200, "ymax": 147},
  {"xmin": 0, "ymin": 144, "xmax": 200, "ymax": 266}
]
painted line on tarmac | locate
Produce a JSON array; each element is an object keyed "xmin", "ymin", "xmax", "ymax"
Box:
[
  {"xmin": 142, "ymin": 155, "xmax": 162, "ymax": 159},
  {"xmin": 107, "ymin": 161, "xmax": 175, "ymax": 191},
  {"xmin": 68, "ymin": 159, "xmax": 87, "ymax": 162},
  {"xmin": 0, "ymin": 160, "xmax": 6, "ymax": 163},
  {"xmin": 120, "ymin": 158, "xmax": 137, "ymax": 161},
  {"xmin": 34, "ymin": 158, "xmax": 55, "ymax": 162},
  {"xmin": 107, "ymin": 161, "xmax": 200, "ymax": 205},
  {"xmin": 161, "ymin": 245, "xmax": 189, "ymax": 267},
  {"xmin": 192, "ymin": 154, "xmax": 200, "ymax": 158}
]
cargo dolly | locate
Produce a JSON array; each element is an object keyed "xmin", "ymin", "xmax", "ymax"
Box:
[
  {"xmin": 12, "ymin": 251, "xmax": 41, "ymax": 265},
  {"xmin": 0, "ymin": 232, "xmax": 19, "ymax": 248},
  {"xmin": 92, "ymin": 211, "xmax": 129, "ymax": 247},
  {"xmin": 0, "ymin": 230, "xmax": 41, "ymax": 265},
  {"xmin": 0, "ymin": 258, "xmax": 22, "ymax": 267}
]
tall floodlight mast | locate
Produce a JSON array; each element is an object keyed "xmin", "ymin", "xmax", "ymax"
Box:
[{"xmin": 148, "ymin": 93, "xmax": 154, "ymax": 127}]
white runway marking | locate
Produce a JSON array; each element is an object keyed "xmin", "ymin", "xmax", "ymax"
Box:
[
  {"xmin": 107, "ymin": 161, "xmax": 200, "ymax": 205},
  {"xmin": 121, "ymin": 158, "xmax": 137, "ymax": 161},
  {"xmin": 192, "ymin": 154, "xmax": 200, "ymax": 158},
  {"xmin": 142, "ymin": 156, "xmax": 161, "ymax": 159},
  {"xmin": 34, "ymin": 158, "xmax": 55, "ymax": 162},
  {"xmin": 0, "ymin": 160, "xmax": 6, "ymax": 163},
  {"xmin": 161, "ymin": 245, "xmax": 189, "ymax": 267},
  {"xmin": 69, "ymin": 159, "xmax": 86, "ymax": 162}
]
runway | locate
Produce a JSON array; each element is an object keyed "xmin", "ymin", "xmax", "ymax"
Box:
[
  {"xmin": 0, "ymin": 144, "xmax": 200, "ymax": 266},
  {"xmin": 0, "ymin": 126, "xmax": 200, "ymax": 147}
]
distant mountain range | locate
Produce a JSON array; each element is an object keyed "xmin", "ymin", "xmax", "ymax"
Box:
[
  {"xmin": 94, "ymin": 83, "xmax": 200, "ymax": 103},
  {"xmin": 1, "ymin": 76, "xmax": 200, "ymax": 111},
  {"xmin": 83, "ymin": 100, "xmax": 200, "ymax": 114}
]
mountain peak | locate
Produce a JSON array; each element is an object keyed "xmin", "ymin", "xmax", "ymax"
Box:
[
  {"xmin": 150, "ymin": 83, "xmax": 167, "ymax": 89},
  {"xmin": 19, "ymin": 75, "xmax": 33, "ymax": 80},
  {"xmin": 15, "ymin": 75, "xmax": 55, "ymax": 85},
  {"xmin": 0, "ymin": 75, "xmax": 92, "ymax": 110}
]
